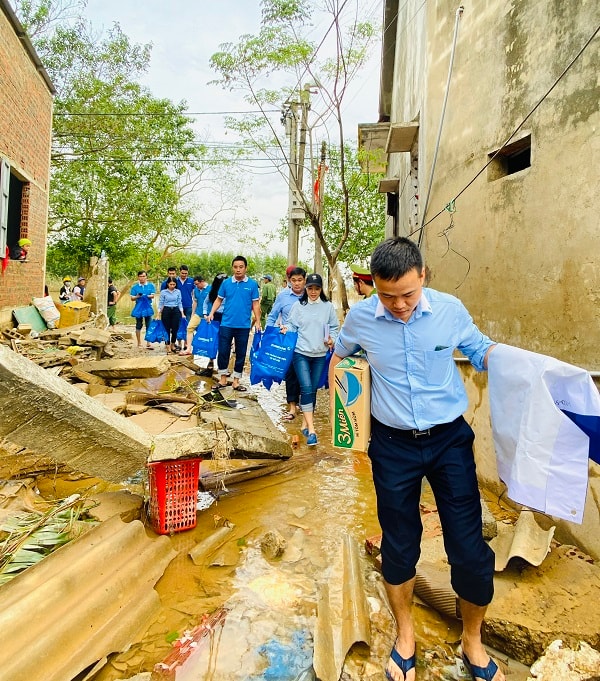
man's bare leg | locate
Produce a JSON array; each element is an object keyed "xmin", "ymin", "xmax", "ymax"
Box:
[
  {"xmin": 384, "ymin": 577, "xmax": 416, "ymax": 681},
  {"xmin": 459, "ymin": 599, "xmax": 505, "ymax": 681}
]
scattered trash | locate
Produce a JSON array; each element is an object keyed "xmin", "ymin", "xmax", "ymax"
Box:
[
  {"xmin": 197, "ymin": 491, "xmax": 217, "ymax": 511},
  {"xmin": 247, "ymin": 630, "xmax": 314, "ymax": 681}
]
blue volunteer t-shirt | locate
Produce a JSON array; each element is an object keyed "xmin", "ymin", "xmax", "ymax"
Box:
[
  {"xmin": 219, "ymin": 276, "xmax": 260, "ymax": 328},
  {"xmin": 177, "ymin": 277, "xmax": 194, "ymax": 308}
]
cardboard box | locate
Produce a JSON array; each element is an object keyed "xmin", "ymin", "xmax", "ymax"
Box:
[
  {"xmin": 332, "ymin": 356, "xmax": 371, "ymax": 452},
  {"xmin": 58, "ymin": 301, "xmax": 91, "ymax": 328}
]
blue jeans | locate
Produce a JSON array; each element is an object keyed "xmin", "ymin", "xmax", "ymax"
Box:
[
  {"xmin": 292, "ymin": 352, "xmax": 327, "ymax": 413},
  {"xmin": 217, "ymin": 326, "xmax": 251, "ymax": 379}
]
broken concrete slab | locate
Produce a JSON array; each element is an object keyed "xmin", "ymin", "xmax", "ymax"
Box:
[
  {"xmin": 0, "ymin": 345, "xmax": 151, "ymax": 481},
  {"xmin": 0, "ymin": 515, "xmax": 176, "ymax": 681},
  {"xmin": 77, "ymin": 355, "xmax": 171, "ymax": 379},
  {"xmin": 73, "ymin": 327, "xmax": 112, "ymax": 347},
  {"xmin": 485, "ymin": 545, "xmax": 600, "ymax": 665}
]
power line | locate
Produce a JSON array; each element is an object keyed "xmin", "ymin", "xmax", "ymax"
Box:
[
  {"xmin": 53, "ymin": 109, "xmax": 281, "ymax": 117},
  {"xmin": 411, "ymin": 19, "xmax": 600, "ymax": 238}
]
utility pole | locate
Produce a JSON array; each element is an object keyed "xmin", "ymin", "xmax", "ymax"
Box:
[
  {"xmin": 283, "ymin": 101, "xmax": 300, "ymax": 266},
  {"xmin": 283, "ymin": 85, "xmax": 312, "ymax": 267}
]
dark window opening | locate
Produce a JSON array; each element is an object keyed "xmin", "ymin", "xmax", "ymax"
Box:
[
  {"xmin": 487, "ymin": 134, "xmax": 531, "ymax": 181},
  {"xmin": 7, "ymin": 173, "xmax": 24, "ymax": 247}
]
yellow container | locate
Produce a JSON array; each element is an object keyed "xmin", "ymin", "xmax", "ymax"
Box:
[{"xmin": 59, "ymin": 301, "xmax": 91, "ymax": 328}]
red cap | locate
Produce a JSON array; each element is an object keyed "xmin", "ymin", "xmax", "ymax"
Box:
[{"xmin": 286, "ymin": 265, "xmax": 296, "ymax": 278}]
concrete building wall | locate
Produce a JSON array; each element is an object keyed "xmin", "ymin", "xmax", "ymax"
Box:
[
  {"xmin": 0, "ymin": 2, "xmax": 53, "ymax": 313},
  {"xmin": 384, "ymin": 0, "xmax": 600, "ymax": 557}
]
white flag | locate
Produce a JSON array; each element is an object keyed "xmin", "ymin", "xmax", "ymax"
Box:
[{"xmin": 488, "ymin": 344, "xmax": 600, "ymax": 524}]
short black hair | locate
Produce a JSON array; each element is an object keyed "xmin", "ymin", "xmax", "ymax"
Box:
[
  {"xmin": 232, "ymin": 255, "xmax": 247, "ymax": 267},
  {"xmin": 108, "ymin": 278, "xmax": 113, "ymax": 284},
  {"xmin": 179, "ymin": 265, "xmax": 189, "ymax": 271},
  {"xmin": 288, "ymin": 266, "xmax": 306, "ymax": 278},
  {"xmin": 194, "ymin": 275, "xmax": 205, "ymax": 283},
  {"xmin": 137, "ymin": 270, "xmax": 147, "ymax": 276},
  {"xmin": 167, "ymin": 266, "xmax": 176, "ymax": 272},
  {"xmin": 166, "ymin": 276, "xmax": 178, "ymax": 286},
  {"xmin": 370, "ymin": 237, "xmax": 423, "ymax": 281}
]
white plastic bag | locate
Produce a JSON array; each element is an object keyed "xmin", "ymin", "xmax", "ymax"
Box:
[{"xmin": 32, "ymin": 295, "xmax": 60, "ymax": 329}]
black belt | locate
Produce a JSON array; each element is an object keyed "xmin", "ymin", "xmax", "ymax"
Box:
[{"xmin": 374, "ymin": 416, "xmax": 462, "ymax": 439}]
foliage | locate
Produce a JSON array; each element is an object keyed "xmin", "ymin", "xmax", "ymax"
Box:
[
  {"xmin": 319, "ymin": 144, "xmax": 385, "ymax": 266},
  {"xmin": 0, "ymin": 494, "xmax": 94, "ymax": 586},
  {"xmin": 13, "ymin": 1, "xmax": 246, "ymax": 275},
  {"xmin": 209, "ymin": 0, "xmax": 380, "ymax": 311}
]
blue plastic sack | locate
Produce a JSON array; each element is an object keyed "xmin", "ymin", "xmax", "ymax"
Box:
[
  {"xmin": 176, "ymin": 316, "xmax": 188, "ymax": 341},
  {"xmin": 131, "ymin": 294, "xmax": 154, "ymax": 319},
  {"xmin": 316, "ymin": 348, "xmax": 333, "ymax": 390},
  {"xmin": 144, "ymin": 319, "xmax": 169, "ymax": 343},
  {"xmin": 250, "ymin": 326, "xmax": 298, "ymax": 389},
  {"xmin": 191, "ymin": 318, "xmax": 219, "ymax": 358}
]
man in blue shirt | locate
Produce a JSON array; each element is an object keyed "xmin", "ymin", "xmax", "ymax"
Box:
[
  {"xmin": 180, "ymin": 276, "xmax": 211, "ymax": 356},
  {"xmin": 130, "ymin": 270, "xmax": 156, "ymax": 349},
  {"xmin": 160, "ymin": 266, "xmax": 177, "ymax": 290},
  {"xmin": 208, "ymin": 255, "xmax": 261, "ymax": 392},
  {"xmin": 266, "ymin": 266, "xmax": 306, "ymax": 419},
  {"xmin": 330, "ymin": 238, "xmax": 502, "ymax": 681}
]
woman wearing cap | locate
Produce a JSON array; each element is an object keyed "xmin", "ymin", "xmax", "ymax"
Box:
[
  {"xmin": 282, "ymin": 273, "xmax": 339, "ymax": 446},
  {"xmin": 59, "ymin": 277, "xmax": 73, "ymax": 302}
]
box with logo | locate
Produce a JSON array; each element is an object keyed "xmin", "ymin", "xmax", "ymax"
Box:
[{"xmin": 332, "ymin": 356, "xmax": 371, "ymax": 452}]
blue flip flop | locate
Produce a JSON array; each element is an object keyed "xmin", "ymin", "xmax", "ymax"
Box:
[
  {"xmin": 462, "ymin": 651, "xmax": 498, "ymax": 680},
  {"xmin": 385, "ymin": 647, "xmax": 415, "ymax": 680}
]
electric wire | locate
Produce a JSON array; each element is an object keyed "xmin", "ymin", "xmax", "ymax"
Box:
[{"xmin": 410, "ymin": 20, "xmax": 600, "ymax": 240}]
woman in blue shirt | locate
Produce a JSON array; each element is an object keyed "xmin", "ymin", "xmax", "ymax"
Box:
[
  {"xmin": 158, "ymin": 277, "xmax": 184, "ymax": 353},
  {"xmin": 283, "ymin": 273, "xmax": 339, "ymax": 446}
]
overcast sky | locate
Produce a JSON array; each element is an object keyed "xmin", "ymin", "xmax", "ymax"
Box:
[{"xmin": 84, "ymin": 0, "xmax": 383, "ymax": 256}]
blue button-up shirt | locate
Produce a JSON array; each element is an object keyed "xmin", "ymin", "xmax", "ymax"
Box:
[
  {"xmin": 266, "ymin": 287, "xmax": 303, "ymax": 326},
  {"xmin": 334, "ymin": 289, "xmax": 494, "ymax": 431}
]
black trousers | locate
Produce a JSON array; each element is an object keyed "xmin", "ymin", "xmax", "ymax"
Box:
[
  {"xmin": 368, "ymin": 415, "xmax": 495, "ymax": 606},
  {"xmin": 161, "ymin": 307, "xmax": 182, "ymax": 346}
]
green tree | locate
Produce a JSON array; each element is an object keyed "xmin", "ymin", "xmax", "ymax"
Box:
[
  {"xmin": 14, "ymin": 1, "xmax": 245, "ymax": 277},
  {"xmin": 210, "ymin": 0, "xmax": 379, "ymax": 311}
]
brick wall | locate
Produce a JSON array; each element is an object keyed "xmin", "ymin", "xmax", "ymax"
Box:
[{"xmin": 0, "ymin": 7, "xmax": 53, "ymax": 312}]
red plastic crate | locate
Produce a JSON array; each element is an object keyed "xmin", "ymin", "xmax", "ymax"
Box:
[{"xmin": 147, "ymin": 458, "xmax": 201, "ymax": 535}]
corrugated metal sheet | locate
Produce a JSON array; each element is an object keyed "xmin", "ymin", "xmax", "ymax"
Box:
[
  {"xmin": 0, "ymin": 515, "xmax": 176, "ymax": 681},
  {"xmin": 313, "ymin": 534, "xmax": 371, "ymax": 681}
]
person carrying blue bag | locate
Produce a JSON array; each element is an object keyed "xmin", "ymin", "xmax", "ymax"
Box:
[
  {"xmin": 130, "ymin": 270, "xmax": 156, "ymax": 349},
  {"xmin": 281, "ymin": 273, "xmax": 339, "ymax": 446},
  {"xmin": 250, "ymin": 326, "xmax": 298, "ymax": 390},
  {"xmin": 158, "ymin": 276, "xmax": 184, "ymax": 353}
]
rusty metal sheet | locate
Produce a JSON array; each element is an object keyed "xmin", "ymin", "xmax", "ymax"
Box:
[
  {"xmin": 0, "ymin": 515, "xmax": 176, "ymax": 681},
  {"xmin": 313, "ymin": 533, "xmax": 371, "ymax": 681}
]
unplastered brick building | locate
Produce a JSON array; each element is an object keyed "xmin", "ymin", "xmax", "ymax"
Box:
[{"xmin": 0, "ymin": 0, "xmax": 54, "ymax": 317}]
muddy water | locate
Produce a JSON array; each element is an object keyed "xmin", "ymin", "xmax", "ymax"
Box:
[{"xmin": 39, "ymin": 383, "xmax": 465, "ymax": 680}]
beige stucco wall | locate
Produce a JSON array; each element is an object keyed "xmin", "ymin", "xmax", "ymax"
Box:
[{"xmin": 385, "ymin": 0, "xmax": 600, "ymax": 557}]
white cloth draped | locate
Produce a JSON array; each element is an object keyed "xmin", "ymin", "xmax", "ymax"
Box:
[{"xmin": 488, "ymin": 344, "xmax": 600, "ymax": 524}]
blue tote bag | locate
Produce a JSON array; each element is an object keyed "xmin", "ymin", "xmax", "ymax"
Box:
[
  {"xmin": 191, "ymin": 319, "xmax": 220, "ymax": 358},
  {"xmin": 250, "ymin": 326, "xmax": 298, "ymax": 389},
  {"xmin": 131, "ymin": 295, "xmax": 154, "ymax": 318},
  {"xmin": 176, "ymin": 316, "xmax": 188, "ymax": 341},
  {"xmin": 145, "ymin": 319, "xmax": 169, "ymax": 344}
]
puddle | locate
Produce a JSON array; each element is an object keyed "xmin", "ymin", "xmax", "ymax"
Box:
[{"xmin": 29, "ymin": 380, "xmax": 465, "ymax": 680}]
